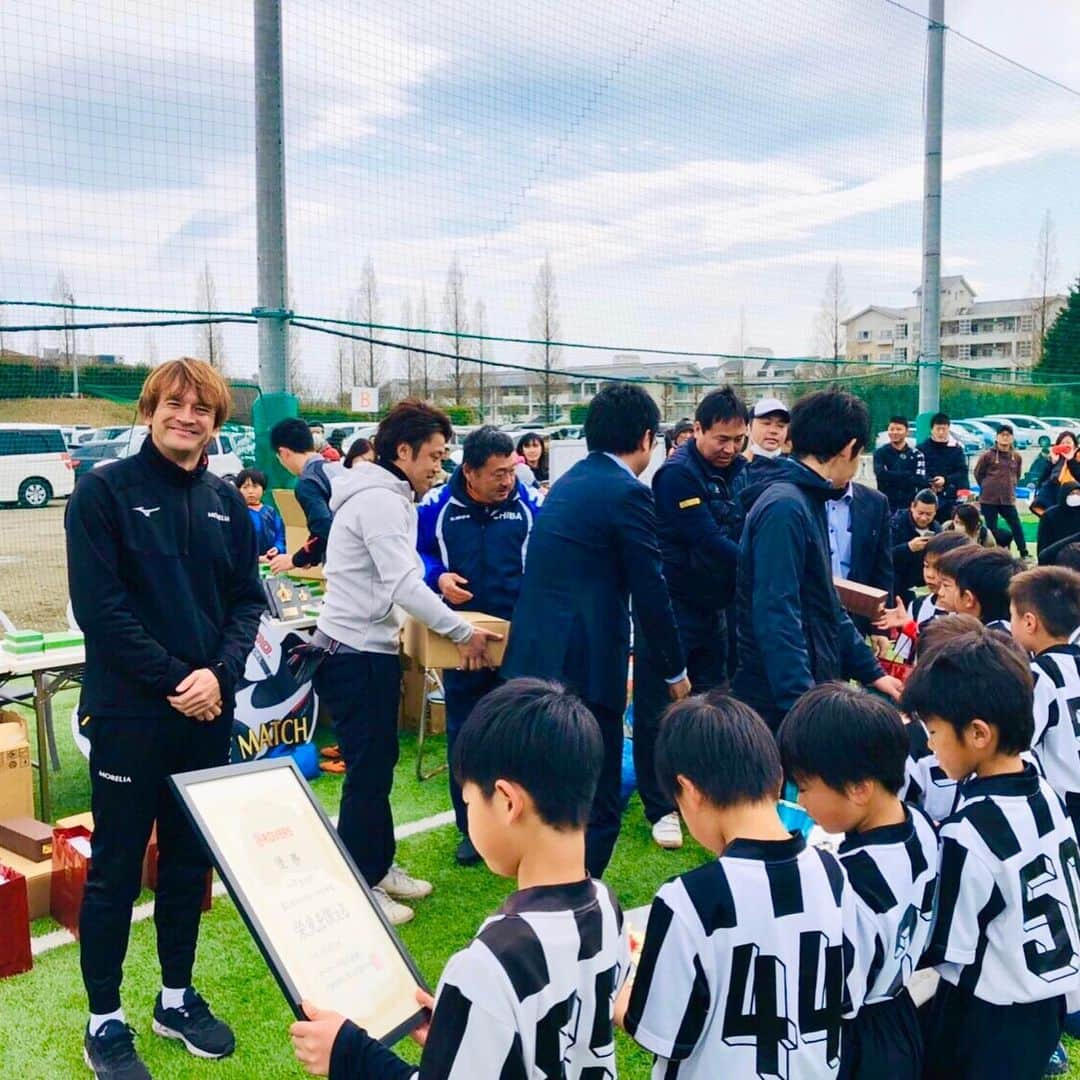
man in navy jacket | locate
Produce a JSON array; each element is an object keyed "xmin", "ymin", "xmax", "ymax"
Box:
[
  {"xmin": 417, "ymin": 427, "xmax": 541, "ymax": 865},
  {"xmin": 732, "ymin": 389, "xmax": 903, "ymax": 730},
  {"xmin": 637, "ymin": 385, "xmax": 748, "ymax": 850},
  {"xmin": 502, "ymin": 383, "xmax": 690, "ymax": 877}
]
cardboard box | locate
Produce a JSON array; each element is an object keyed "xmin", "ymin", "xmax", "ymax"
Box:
[
  {"xmin": 0, "ymin": 864, "xmax": 32, "ymax": 978},
  {"xmin": 56, "ymin": 812, "xmax": 95, "ymax": 831},
  {"xmin": 402, "ymin": 612, "xmax": 509, "ymax": 670},
  {"xmin": 834, "ymin": 578, "xmax": 888, "ymax": 620},
  {"xmin": 0, "ymin": 848, "xmax": 53, "ymax": 920},
  {"xmin": 0, "ymin": 712, "xmax": 33, "ymax": 823},
  {"xmin": 0, "ymin": 817, "xmax": 53, "ymax": 862},
  {"xmin": 398, "ymin": 654, "xmax": 426, "ymax": 733}
]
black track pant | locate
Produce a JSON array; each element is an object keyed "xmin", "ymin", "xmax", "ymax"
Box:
[
  {"xmin": 80, "ymin": 711, "xmax": 230, "ymax": 1014},
  {"xmin": 981, "ymin": 503, "xmax": 1029, "ymax": 556}
]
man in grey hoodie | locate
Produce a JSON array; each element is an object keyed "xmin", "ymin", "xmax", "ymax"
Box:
[{"xmin": 314, "ymin": 399, "xmax": 499, "ymax": 925}]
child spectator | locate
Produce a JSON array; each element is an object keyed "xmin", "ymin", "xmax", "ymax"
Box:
[
  {"xmin": 1010, "ymin": 567, "xmax": 1080, "ymax": 836},
  {"xmin": 235, "ymin": 467, "xmax": 286, "ymax": 558},
  {"xmin": 900, "ymin": 628, "xmax": 1080, "ymax": 1080},
  {"xmin": 779, "ymin": 683, "xmax": 938, "ymax": 1080},
  {"xmin": 289, "ymin": 678, "xmax": 629, "ymax": 1079},
  {"xmin": 936, "ymin": 546, "xmax": 1020, "ymax": 630},
  {"xmin": 621, "ymin": 693, "xmax": 864, "ymax": 1078}
]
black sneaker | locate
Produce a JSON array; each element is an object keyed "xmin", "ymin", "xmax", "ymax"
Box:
[
  {"xmin": 83, "ymin": 1020, "xmax": 152, "ymax": 1079},
  {"xmin": 455, "ymin": 835, "xmax": 482, "ymax": 867},
  {"xmin": 152, "ymin": 989, "xmax": 235, "ymax": 1059}
]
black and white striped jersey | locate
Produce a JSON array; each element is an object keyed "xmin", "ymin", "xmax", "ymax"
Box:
[
  {"xmin": 420, "ymin": 878, "xmax": 628, "ymax": 1079},
  {"xmin": 913, "ymin": 592, "xmax": 942, "ymax": 628},
  {"xmin": 925, "ymin": 764, "xmax": 1080, "ymax": 1006},
  {"xmin": 838, "ymin": 805, "xmax": 938, "ymax": 1005},
  {"xmin": 901, "ymin": 716, "xmax": 959, "ymax": 824},
  {"xmin": 984, "ymin": 618, "xmax": 1011, "ymax": 634},
  {"xmin": 1030, "ymin": 644, "xmax": 1080, "ymax": 807},
  {"xmin": 625, "ymin": 833, "xmax": 863, "ymax": 1080}
]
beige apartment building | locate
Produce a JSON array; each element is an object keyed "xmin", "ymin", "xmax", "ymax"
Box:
[{"xmin": 843, "ymin": 276, "xmax": 1066, "ymax": 375}]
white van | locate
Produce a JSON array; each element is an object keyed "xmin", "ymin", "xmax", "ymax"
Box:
[
  {"xmin": 104, "ymin": 426, "xmax": 244, "ymax": 479},
  {"xmin": 0, "ymin": 423, "xmax": 76, "ymax": 508}
]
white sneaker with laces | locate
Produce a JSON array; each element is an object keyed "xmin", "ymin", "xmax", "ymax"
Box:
[
  {"xmin": 373, "ymin": 885, "xmax": 414, "ymax": 925},
  {"xmin": 378, "ymin": 864, "xmax": 434, "ymax": 900},
  {"xmin": 651, "ymin": 812, "xmax": 683, "ymax": 850}
]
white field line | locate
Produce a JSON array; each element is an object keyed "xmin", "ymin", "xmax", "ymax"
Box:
[{"xmin": 30, "ymin": 809, "xmax": 456, "ymax": 958}]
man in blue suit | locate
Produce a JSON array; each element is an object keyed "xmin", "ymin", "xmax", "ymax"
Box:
[{"xmin": 502, "ymin": 383, "xmax": 691, "ymax": 877}]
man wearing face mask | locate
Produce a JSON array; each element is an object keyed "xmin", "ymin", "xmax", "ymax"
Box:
[
  {"xmin": 733, "ymin": 389, "xmax": 901, "ymax": 731},
  {"xmin": 638, "ymin": 386, "xmax": 749, "ymax": 849},
  {"xmin": 743, "ymin": 397, "xmax": 789, "ymax": 479},
  {"xmin": 891, "ymin": 488, "xmax": 943, "ymax": 606}
]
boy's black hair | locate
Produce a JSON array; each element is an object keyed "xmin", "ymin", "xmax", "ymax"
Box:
[
  {"xmin": 451, "ymin": 678, "xmax": 602, "ymax": 829},
  {"xmin": 952, "ymin": 547, "xmax": 1022, "ymax": 623},
  {"xmin": 270, "ymin": 417, "xmax": 315, "ymax": 453},
  {"xmin": 788, "ymin": 389, "xmax": 870, "ymax": 461},
  {"xmin": 925, "ymin": 529, "xmax": 971, "ymax": 560},
  {"xmin": 655, "ymin": 692, "xmax": 781, "ymax": 807},
  {"xmin": 778, "ymin": 682, "xmax": 908, "ymax": 795},
  {"xmin": 1009, "ymin": 566, "xmax": 1080, "ymax": 640},
  {"xmin": 584, "ymin": 383, "xmax": 661, "ymax": 455},
  {"xmin": 914, "ymin": 612, "xmax": 985, "ymax": 660},
  {"xmin": 935, "ymin": 543, "xmax": 981, "ymax": 583},
  {"xmin": 1055, "ymin": 542, "xmax": 1080, "ymax": 573},
  {"xmin": 374, "ymin": 397, "xmax": 453, "ymax": 462},
  {"xmin": 899, "ymin": 626, "xmax": 1034, "ymax": 753},
  {"xmin": 234, "ymin": 467, "xmax": 268, "ymax": 491},
  {"xmin": 464, "ymin": 425, "xmax": 515, "ymax": 470},
  {"xmin": 695, "ymin": 386, "xmax": 748, "ymax": 430},
  {"xmin": 913, "ymin": 488, "xmax": 938, "ymax": 507},
  {"xmin": 930, "ymin": 412, "xmax": 950, "ymax": 428},
  {"xmin": 888, "ymin": 415, "xmax": 909, "ymax": 427}
]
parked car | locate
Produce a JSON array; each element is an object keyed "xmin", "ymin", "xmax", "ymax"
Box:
[
  {"xmin": 1038, "ymin": 416, "xmax": 1080, "ymax": 440},
  {"xmin": 90, "ymin": 425, "xmax": 135, "ymax": 442},
  {"xmin": 0, "ymin": 423, "xmax": 75, "ymax": 507},
  {"xmin": 980, "ymin": 415, "xmax": 1056, "ymax": 444},
  {"xmin": 61, "ymin": 424, "xmax": 96, "ymax": 448},
  {"xmin": 101, "ymin": 426, "xmax": 244, "ymax": 479},
  {"xmin": 69, "ymin": 441, "xmax": 124, "ymax": 483}
]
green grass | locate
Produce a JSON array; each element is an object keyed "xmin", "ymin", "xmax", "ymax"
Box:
[{"xmin": 7, "ymin": 688, "xmax": 1080, "ymax": 1077}]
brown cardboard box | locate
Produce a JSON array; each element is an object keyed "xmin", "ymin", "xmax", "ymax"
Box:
[
  {"xmin": 56, "ymin": 812, "xmax": 95, "ymax": 831},
  {"xmin": 0, "ymin": 711, "xmax": 33, "ymax": 822},
  {"xmin": 0, "ymin": 817, "xmax": 53, "ymax": 862},
  {"xmin": 398, "ymin": 654, "xmax": 427, "ymax": 733},
  {"xmin": 428, "ymin": 698, "xmax": 446, "ymax": 736},
  {"xmin": 834, "ymin": 578, "xmax": 888, "ymax": 620},
  {"xmin": 402, "ymin": 612, "xmax": 509, "ymax": 669},
  {"xmin": 0, "ymin": 847, "xmax": 53, "ymax": 920}
]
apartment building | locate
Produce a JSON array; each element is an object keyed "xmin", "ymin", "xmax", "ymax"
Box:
[{"xmin": 843, "ymin": 276, "xmax": 1066, "ymax": 374}]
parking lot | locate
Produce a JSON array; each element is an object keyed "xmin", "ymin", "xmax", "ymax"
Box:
[{"xmin": 1, "ymin": 502, "xmax": 69, "ymax": 630}]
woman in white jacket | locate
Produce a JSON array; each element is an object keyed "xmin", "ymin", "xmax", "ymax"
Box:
[{"xmin": 314, "ymin": 399, "xmax": 499, "ymax": 924}]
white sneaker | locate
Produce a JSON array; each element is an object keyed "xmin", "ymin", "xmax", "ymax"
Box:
[
  {"xmin": 652, "ymin": 812, "xmax": 683, "ymax": 850},
  {"xmin": 378, "ymin": 864, "xmax": 434, "ymax": 901},
  {"xmin": 373, "ymin": 886, "xmax": 414, "ymax": 925}
]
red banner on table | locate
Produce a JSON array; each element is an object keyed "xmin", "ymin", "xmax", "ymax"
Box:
[
  {"xmin": 51, "ymin": 825, "xmax": 93, "ymax": 937},
  {"xmin": 0, "ymin": 864, "xmax": 32, "ymax": 978}
]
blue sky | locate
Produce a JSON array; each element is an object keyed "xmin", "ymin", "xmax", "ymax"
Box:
[{"xmin": 0, "ymin": 0, "xmax": 1078, "ymax": 392}]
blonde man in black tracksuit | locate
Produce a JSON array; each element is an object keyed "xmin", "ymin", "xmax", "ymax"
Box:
[{"xmin": 67, "ymin": 359, "xmax": 264, "ymax": 1080}]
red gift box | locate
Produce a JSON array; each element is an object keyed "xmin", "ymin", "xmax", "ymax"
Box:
[
  {"xmin": 51, "ymin": 826, "xmax": 93, "ymax": 936},
  {"xmin": 879, "ymin": 658, "xmax": 913, "ymax": 682},
  {"xmin": 144, "ymin": 827, "xmax": 212, "ymax": 913},
  {"xmin": 0, "ymin": 863, "xmax": 32, "ymax": 978}
]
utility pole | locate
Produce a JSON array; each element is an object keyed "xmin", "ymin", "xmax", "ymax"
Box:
[
  {"xmin": 254, "ymin": 0, "xmax": 289, "ymax": 395},
  {"xmin": 917, "ymin": 0, "xmax": 945, "ymax": 426}
]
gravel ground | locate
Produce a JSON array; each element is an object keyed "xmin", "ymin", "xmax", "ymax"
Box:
[{"xmin": 0, "ymin": 501, "xmax": 70, "ymax": 630}]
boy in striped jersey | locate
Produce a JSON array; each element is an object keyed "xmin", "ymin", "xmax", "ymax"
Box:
[
  {"xmin": 290, "ymin": 679, "xmax": 630, "ymax": 1079},
  {"xmin": 900, "ymin": 628, "xmax": 1080, "ymax": 1080},
  {"xmin": 779, "ymin": 683, "xmax": 938, "ymax": 1079},
  {"xmin": 620, "ymin": 694, "xmax": 864, "ymax": 1079},
  {"xmin": 1010, "ymin": 567, "xmax": 1080, "ymax": 837}
]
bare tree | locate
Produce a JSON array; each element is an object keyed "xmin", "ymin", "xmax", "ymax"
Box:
[
  {"xmin": 51, "ymin": 269, "xmax": 78, "ymax": 395},
  {"xmin": 194, "ymin": 262, "xmax": 227, "ymax": 371},
  {"xmin": 529, "ymin": 253, "xmax": 563, "ymax": 422},
  {"xmin": 1030, "ymin": 210, "xmax": 1059, "ymax": 364},
  {"xmin": 355, "ymin": 256, "xmax": 385, "ymax": 387},
  {"xmin": 813, "ymin": 260, "xmax": 848, "ymax": 375},
  {"xmin": 400, "ymin": 297, "xmax": 418, "ymax": 396},
  {"xmin": 442, "ymin": 255, "xmax": 469, "ymax": 405},
  {"xmin": 472, "ymin": 298, "xmax": 488, "ymax": 420}
]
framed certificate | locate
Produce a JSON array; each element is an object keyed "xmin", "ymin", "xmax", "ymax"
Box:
[{"xmin": 170, "ymin": 758, "xmax": 428, "ymax": 1045}]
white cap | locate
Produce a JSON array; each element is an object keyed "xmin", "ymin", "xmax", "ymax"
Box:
[{"xmin": 753, "ymin": 397, "xmax": 789, "ymax": 419}]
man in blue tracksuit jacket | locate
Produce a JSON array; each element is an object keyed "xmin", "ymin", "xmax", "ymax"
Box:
[{"xmin": 417, "ymin": 426, "xmax": 541, "ymax": 865}]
